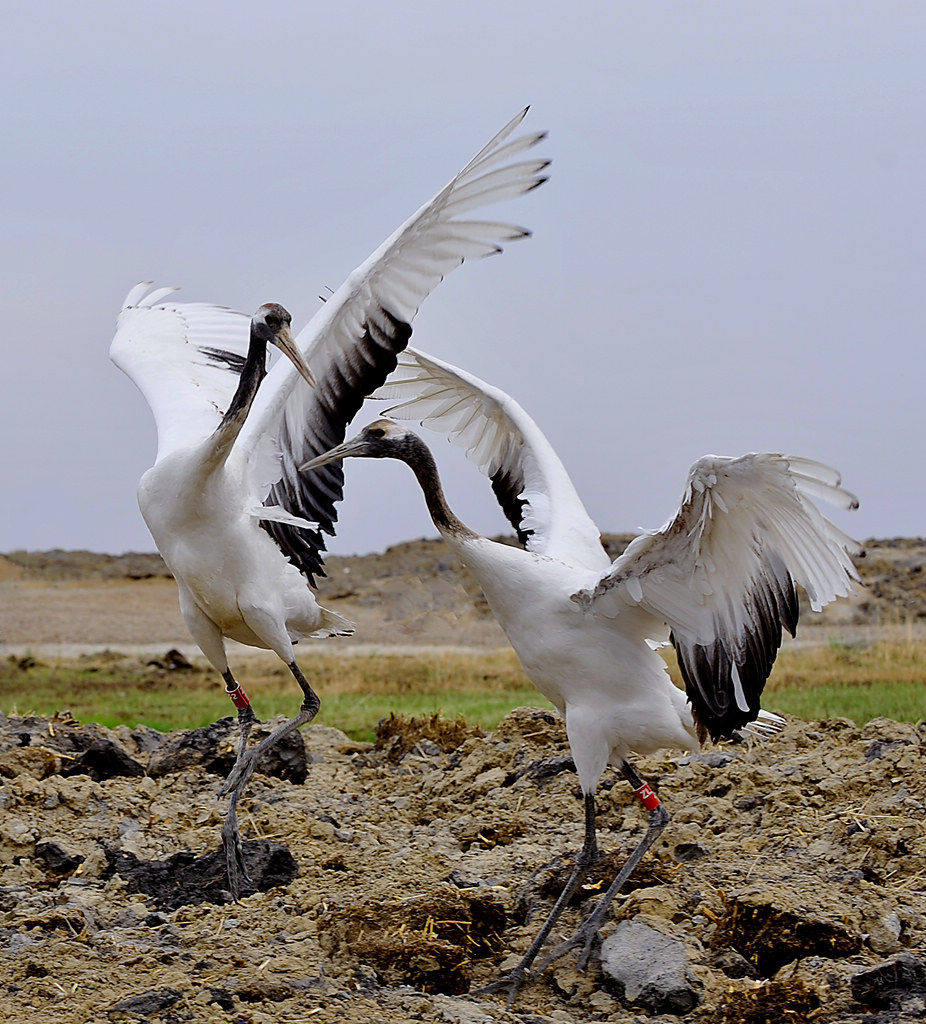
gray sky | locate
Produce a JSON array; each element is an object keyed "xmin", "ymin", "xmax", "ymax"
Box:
[{"xmin": 2, "ymin": 2, "xmax": 923, "ymax": 557}]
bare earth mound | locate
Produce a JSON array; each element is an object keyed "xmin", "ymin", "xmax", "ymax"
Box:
[
  {"xmin": 0, "ymin": 539, "xmax": 924, "ymax": 1021},
  {"xmin": 0, "ymin": 707, "xmax": 924, "ymax": 1023},
  {"xmin": 2, "ymin": 535, "xmax": 926, "ymax": 652}
]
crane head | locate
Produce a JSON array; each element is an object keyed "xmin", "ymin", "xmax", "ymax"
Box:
[
  {"xmin": 253, "ymin": 303, "xmax": 316, "ymax": 388},
  {"xmin": 299, "ymin": 419, "xmax": 415, "ymax": 470}
]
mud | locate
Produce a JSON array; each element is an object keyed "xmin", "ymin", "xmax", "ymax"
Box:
[{"xmin": 0, "ymin": 707, "xmax": 924, "ymax": 1022}]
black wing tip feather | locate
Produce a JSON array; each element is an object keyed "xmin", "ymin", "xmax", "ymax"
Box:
[
  {"xmin": 262, "ymin": 305, "xmax": 413, "ymax": 584},
  {"xmin": 260, "ymin": 519, "xmax": 331, "ymax": 588},
  {"xmin": 675, "ymin": 637, "xmax": 769, "ymax": 745},
  {"xmin": 199, "ymin": 346, "xmax": 248, "ymax": 374},
  {"xmin": 673, "ymin": 570, "xmax": 800, "ymax": 744},
  {"xmin": 490, "ymin": 470, "xmax": 533, "ymax": 548}
]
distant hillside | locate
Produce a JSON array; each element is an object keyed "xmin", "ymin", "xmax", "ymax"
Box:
[{"xmin": 3, "ymin": 535, "xmax": 925, "ymax": 625}]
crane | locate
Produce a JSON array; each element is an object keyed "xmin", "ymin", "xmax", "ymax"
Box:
[
  {"xmin": 300, "ymin": 346, "xmax": 861, "ymax": 998},
  {"xmin": 109, "ymin": 110, "xmax": 548, "ymax": 897}
]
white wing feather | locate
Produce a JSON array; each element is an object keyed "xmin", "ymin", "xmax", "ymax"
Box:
[
  {"xmin": 110, "ymin": 286, "xmax": 251, "ymax": 462},
  {"xmin": 374, "ymin": 348, "xmax": 611, "ymax": 572},
  {"xmin": 111, "ymin": 111, "xmax": 548, "ymax": 584},
  {"xmin": 579, "ymin": 453, "xmax": 860, "ymax": 629},
  {"xmin": 573, "ymin": 453, "xmax": 861, "ymax": 737},
  {"xmin": 238, "ymin": 108, "xmax": 548, "ymax": 463}
]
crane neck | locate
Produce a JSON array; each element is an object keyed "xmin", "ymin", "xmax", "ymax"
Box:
[
  {"xmin": 210, "ymin": 323, "xmax": 268, "ymax": 462},
  {"xmin": 402, "ymin": 435, "xmax": 477, "ymax": 542}
]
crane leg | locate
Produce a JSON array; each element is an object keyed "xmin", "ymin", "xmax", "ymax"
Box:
[
  {"xmin": 474, "ymin": 762, "xmax": 668, "ymax": 1005},
  {"xmin": 221, "ymin": 786, "xmax": 252, "ymax": 898},
  {"xmin": 219, "ymin": 660, "xmax": 320, "ymax": 797},
  {"xmin": 220, "ymin": 669, "xmax": 260, "ymax": 897},
  {"xmin": 535, "ymin": 762, "xmax": 669, "ymax": 974},
  {"xmin": 217, "ymin": 660, "xmax": 321, "ymax": 899},
  {"xmin": 222, "ymin": 668, "xmax": 259, "ymax": 755},
  {"xmin": 472, "ymin": 791, "xmax": 599, "ymax": 1005}
]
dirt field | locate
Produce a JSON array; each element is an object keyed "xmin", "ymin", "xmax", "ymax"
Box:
[
  {"xmin": 1, "ymin": 538, "xmax": 924, "ymax": 1022},
  {"xmin": 2, "ymin": 534, "xmax": 926, "ymax": 653}
]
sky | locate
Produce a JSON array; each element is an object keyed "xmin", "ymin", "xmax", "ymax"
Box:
[{"xmin": 2, "ymin": 2, "xmax": 923, "ymax": 558}]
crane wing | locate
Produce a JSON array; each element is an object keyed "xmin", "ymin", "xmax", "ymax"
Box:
[
  {"xmin": 373, "ymin": 348, "xmax": 611, "ymax": 573},
  {"xmin": 110, "ymin": 283, "xmax": 252, "ymax": 462},
  {"xmin": 238, "ymin": 108, "xmax": 550, "ymax": 584},
  {"xmin": 573, "ymin": 454, "xmax": 861, "ymax": 741}
]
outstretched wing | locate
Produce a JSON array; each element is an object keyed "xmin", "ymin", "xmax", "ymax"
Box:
[
  {"xmin": 573, "ymin": 454, "xmax": 861, "ymax": 741},
  {"xmin": 110, "ymin": 283, "xmax": 252, "ymax": 462},
  {"xmin": 373, "ymin": 348, "xmax": 611, "ymax": 573},
  {"xmin": 240, "ymin": 108, "xmax": 550, "ymax": 584}
]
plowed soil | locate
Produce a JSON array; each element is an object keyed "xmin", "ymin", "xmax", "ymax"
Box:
[{"xmin": 1, "ymin": 538, "xmax": 924, "ymax": 1022}]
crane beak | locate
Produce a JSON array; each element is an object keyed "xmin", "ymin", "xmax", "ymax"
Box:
[
  {"xmin": 273, "ymin": 325, "xmax": 317, "ymax": 388},
  {"xmin": 299, "ymin": 435, "xmax": 367, "ymax": 473}
]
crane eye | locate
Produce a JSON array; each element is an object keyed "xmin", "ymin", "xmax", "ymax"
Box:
[{"xmin": 368, "ymin": 426, "xmax": 386, "ymax": 438}]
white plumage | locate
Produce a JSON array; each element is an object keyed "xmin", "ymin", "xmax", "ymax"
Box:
[
  {"xmin": 109, "ymin": 110, "xmax": 548, "ymax": 897},
  {"xmin": 303, "ymin": 346, "xmax": 861, "ymax": 996}
]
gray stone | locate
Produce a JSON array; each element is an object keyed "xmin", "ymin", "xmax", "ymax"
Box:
[
  {"xmin": 599, "ymin": 919, "xmax": 700, "ymax": 1014},
  {"xmin": 851, "ymin": 953, "xmax": 926, "ymax": 1011}
]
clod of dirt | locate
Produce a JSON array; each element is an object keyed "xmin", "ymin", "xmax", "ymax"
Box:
[
  {"xmin": 234, "ymin": 978, "xmax": 298, "ymax": 1003},
  {"xmin": 713, "ymin": 978, "xmax": 822, "ymax": 1022},
  {"xmin": 711, "ymin": 881, "xmax": 863, "ymax": 976},
  {"xmin": 0, "ymin": 711, "xmax": 113, "ymax": 757},
  {"xmin": 106, "ymin": 839, "xmax": 299, "ymax": 913},
  {"xmin": 316, "ymin": 883, "xmax": 507, "ymax": 994},
  {"xmin": 0, "ymin": 746, "xmax": 58, "ymax": 779},
  {"xmin": 0, "ymin": 710, "xmax": 923, "ymax": 1023},
  {"xmin": 375, "ymin": 711, "xmax": 483, "ymax": 763},
  {"xmin": 505, "ymin": 752, "xmax": 576, "ymax": 785},
  {"xmin": 105, "ymin": 840, "xmax": 299, "ymax": 908},
  {"xmin": 62, "ymin": 738, "xmax": 146, "ymax": 780},
  {"xmin": 33, "ymin": 839, "xmax": 84, "ymax": 874},
  {"xmin": 146, "ymin": 716, "xmax": 309, "ymax": 783},
  {"xmin": 108, "ymin": 986, "xmax": 183, "ymax": 1017},
  {"xmin": 532, "ymin": 851, "xmax": 670, "ymax": 909},
  {"xmin": 150, "ymin": 648, "xmax": 194, "ymax": 671}
]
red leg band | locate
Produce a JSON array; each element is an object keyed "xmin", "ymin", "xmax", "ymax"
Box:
[
  {"xmin": 226, "ymin": 684, "xmax": 251, "ymax": 710},
  {"xmin": 634, "ymin": 782, "xmax": 662, "ymax": 811}
]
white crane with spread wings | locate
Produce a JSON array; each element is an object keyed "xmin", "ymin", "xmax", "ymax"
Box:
[
  {"xmin": 110, "ymin": 110, "xmax": 548, "ymax": 897},
  {"xmin": 302, "ymin": 347, "xmax": 861, "ymax": 998}
]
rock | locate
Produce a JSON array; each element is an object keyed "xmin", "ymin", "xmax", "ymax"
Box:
[
  {"xmin": 710, "ymin": 946, "xmax": 760, "ymax": 979},
  {"xmin": 851, "ymin": 953, "xmax": 926, "ymax": 1011},
  {"xmin": 599, "ymin": 918, "xmax": 700, "ymax": 1014},
  {"xmin": 866, "ymin": 909, "xmax": 904, "ymax": 954},
  {"xmin": 431, "ymin": 994, "xmax": 504, "ymax": 1023}
]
